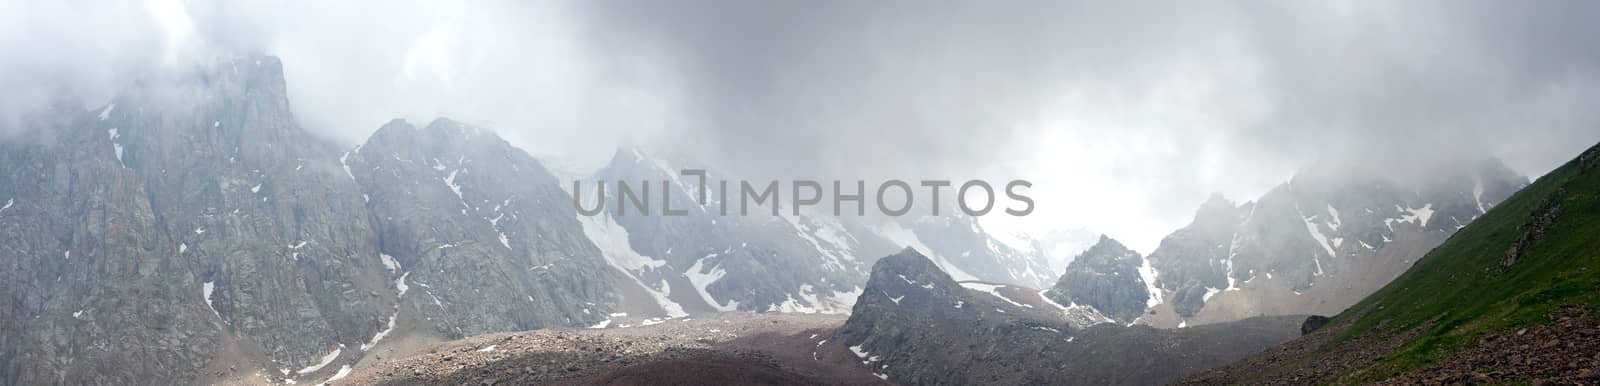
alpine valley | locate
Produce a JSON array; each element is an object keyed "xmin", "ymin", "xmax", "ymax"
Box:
[{"xmin": 3, "ymin": 56, "xmax": 1595, "ymax": 386}]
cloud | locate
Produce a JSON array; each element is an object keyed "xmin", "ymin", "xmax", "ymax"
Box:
[
  {"xmin": 2, "ymin": 0, "xmax": 1597, "ymax": 251},
  {"xmin": 574, "ymin": 0, "xmax": 1600, "ymax": 250}
]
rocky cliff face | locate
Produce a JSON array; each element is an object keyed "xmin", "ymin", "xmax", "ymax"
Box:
[
  {"xmin": 0, "ymin": 57, "xmax": 394, "ymax": 384},
  {"xmin": 1047, "ymin": 235, "xmax": 1152, "ymax": 324},
  {"xmin": 0, "ymin": 104, "xmax": 224, "ymax": 385},
  {"xmin": 344, "ymin": 118, "xmax": 617, "ymax": 337},
  {"xmin": 836, "ymin": 248, "xmax": 1303, "ymax": 385},
  {"xmin": 0, "ymin": 56, "xmax": 634, "ymax": 385},
  {"xmin": 1144, "ymin": 160, "xmax": 1527, "ymax": 326}
]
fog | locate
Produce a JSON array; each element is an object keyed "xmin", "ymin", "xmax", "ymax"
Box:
[{"xmin": 3, "ymin": 0, "xmax": 1598, "ymax": 251}]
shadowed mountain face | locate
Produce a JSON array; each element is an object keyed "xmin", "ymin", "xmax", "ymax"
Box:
[{"xmin": 835, "ymin": 248, "xmax": 1303, "ymax": 385}]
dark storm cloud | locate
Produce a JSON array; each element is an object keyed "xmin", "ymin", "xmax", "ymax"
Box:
[
  {"xmin": 578, "ymin": 0, "xmax": 1233, "ymax": 180},
  {"xmin": 570, "ymin": 1, "xmax": 1600, "ymax": 248},
  {"xmin": 2, "ymin": 0, "xmax": 1597, "ymax": 250},
  {"xmin": 577, "ymin": 0, "xmax": 1600, "ymax": 176},
  {"xmin": 1232, "ymin": 1, "xmax": 1600, "ymax": 174}
]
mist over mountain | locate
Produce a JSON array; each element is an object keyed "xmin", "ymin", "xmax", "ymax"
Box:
[
  {"xmin": 0, "ymin": 56, "xmax": 1095, "ymax": 384},
  {"xmin": 6, "ymin": 1, "xmax": 1599, "ymax": 253},
  {"xmin": 4, "ymin": 2, "xmax": 1600, "ymax": 385},
  {"xmin": 1139, "ymin": 157, "xmax": 1526, "ymax": 327}
]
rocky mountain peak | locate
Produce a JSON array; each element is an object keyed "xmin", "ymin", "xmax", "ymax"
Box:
[
  {"xmin": 1199, "ymin": 192, "xmax": 1235, "ymax": 212},
  {"xmin": 373, "ymin": 118, "xmax": 418, "ymax": 135},
  {"xmin": 346, "ymin": 115, "xmax": 616, "ymax": 337},
  {"xmin": 1194, "ymin": 194, "xmax": 1245, "ymax": 224},
  {"xmin": 870, "ymin": 247, "xmax": 959, "ymax": 291},
  {"xmin": 422, "ymin": 117, "xmax": 501, "ymax": 144},
  {"xmin": 1048, "ymin": 235, "xmax": 1151, "ymax": 324},
  {"xmin": 0, "ymin": 52, "xmax": 401, "ymax": 384},
  {"xmin": 220, "ymin": 55, "xmax": 289, "ymax": 98},
  {"xmin": 122, "ymin": 54, "xmax": 291, "ymax": 118},
  {"xmin": 610, "ymin": 146, "xmax": 649, "ymax": 165},
  {"xmin": 1080, "ymin": 235, "xmax": 1136, "ymax": 262}
]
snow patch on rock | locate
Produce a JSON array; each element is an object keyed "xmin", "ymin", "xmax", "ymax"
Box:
[
  {"xmin": 202, "ymin": 281, "xmax": 224, "ymax": 322},
  {"xmin": 296, "ymin": 345, "xmax": 342, "ymax": 375},
  {"xmin": 875, "ymin": 222, "xmax": 979, "ymax": 281},
  {"xmin": 961, "ymin": 282, "xmax": 1031, "ymax": 308},
  {"xmin": 687, "ymin": 255, "xmax": 739, "ymax": 312},
  {"xmin": 574, "ymin": 211, "xmax": 687, "ymax": 318}
]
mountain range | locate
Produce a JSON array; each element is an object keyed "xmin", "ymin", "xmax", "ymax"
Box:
[
  {"xmin": 0, "ymin": 56, "xmax": 1086, "ymax": 385},
  {"xmin": 1043, "ymin": 160, "xmax": 1526, "ymax": 328},
  {"xmin": 0, "ymin": 54, "xmax": 1580, "ymax": 385}
]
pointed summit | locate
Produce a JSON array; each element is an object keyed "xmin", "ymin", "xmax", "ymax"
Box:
[
  {"xmin": 1198, "ymin": 193, "xmax": 1236, "ymax": 214},
  {"xmin": 608, "ymin": 146, "xmax": 652, "ymax": 166},
  {"xmin": 847, "ymin": 247, "xmax": 965, "ymax": 319},
  {"xmin": 1049, "ymin": 234, "xmax": 1149, "ymax": 323},
  {"xmin": 1086, "ymin": 234, "xmax": 1132, "ymax": 256},
  {"xmin": 899, "ymin": 246, "xmax": 924, "ymax": 256},
  {"xmin": 870, "ymin": 246, "xmax": 950, "ymax": 283}
]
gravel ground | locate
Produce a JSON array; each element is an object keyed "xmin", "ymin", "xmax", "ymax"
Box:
[
  {"xmin": 1183, "ymin": 305, "xmax": 1600, "ymax": 385},
  {"xmin": 1177, "ymin": 308, "xmax": 1432, "ymax": 385},
  {"xmin": 1386, "ymin": 306, "xmax": 1600, "ymax": 385},
  {"xmin": 338, "ymin": 313, "xmax": 867, "ymax": 386}
]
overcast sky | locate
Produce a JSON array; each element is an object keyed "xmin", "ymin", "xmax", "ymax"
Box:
[{"xmin": 3, "ymin": 0, "xmax": 1598, "ymax": 252}]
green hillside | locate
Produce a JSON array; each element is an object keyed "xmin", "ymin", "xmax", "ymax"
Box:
[{"xmin": 1328, "ymin": 142, "xmax": 1600, "ymax": 382}]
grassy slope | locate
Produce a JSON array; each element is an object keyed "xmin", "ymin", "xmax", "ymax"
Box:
[{"xmin": 1318, "ymin": 143, "xmax": 1600, "ymax": 383}]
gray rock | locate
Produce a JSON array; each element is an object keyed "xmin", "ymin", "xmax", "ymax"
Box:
[
  {"xmin": 0, "ymin": 56, "xmax": 385, "ymax": 383},
  {"xmin": 1300, "ymin": 315, "xmax": 1331, "ymax": 335},
  {"xmin": 345, "ymin": 118, "xmax": 617, "ymax": 336},
  {"xmin": 1048, "ymin": 235, "xmax": 1150, "ymax": 323}
]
